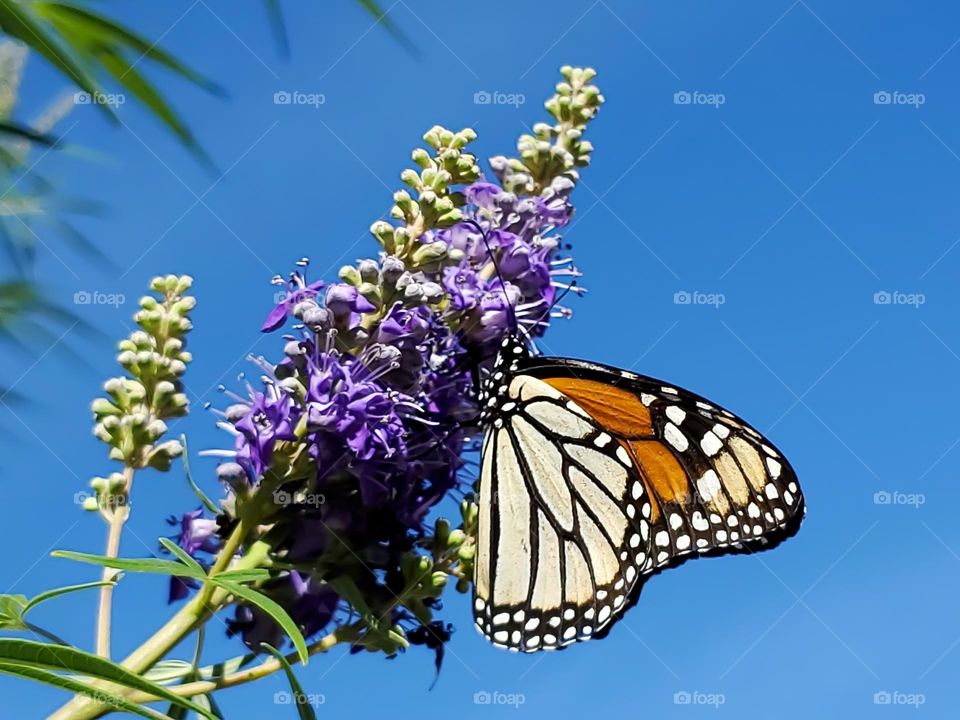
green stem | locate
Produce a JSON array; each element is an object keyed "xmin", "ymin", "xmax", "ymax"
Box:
[
  {"xmin": 95, "ymin": 466, "xmax": 134, "ymax": 658},
  {"xmin": 123, "ymin": 623, "xmax": 362, "ymax": 704},
  {"xmin": 49, "ymin": 518, "xmax": 253, "ymax": 720}
]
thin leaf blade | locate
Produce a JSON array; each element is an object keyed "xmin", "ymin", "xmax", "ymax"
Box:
[
  {"xmin": 52, "ymin": 550, "xmax": 205, "ymax": 580},
  {"xmin": 0, "ymin": 639, "xmax": 216, "ymax": 718},
  {"xmin": 211, "ymin": 579, "xmax": 308, "ymax": 664},
  {"xmin": 260, "ymin": 643, "xmax": 317, "ymax": 720}
]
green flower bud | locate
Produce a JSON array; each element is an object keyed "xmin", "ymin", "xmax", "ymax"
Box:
[{"xmin": 339, "ymin": 265, "xmax": 361, "ymax": 286}]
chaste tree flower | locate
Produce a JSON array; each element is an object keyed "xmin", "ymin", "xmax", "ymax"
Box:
[{"xmin": 176, "ymin": 67, "xmax": 603, "ymax": 668}]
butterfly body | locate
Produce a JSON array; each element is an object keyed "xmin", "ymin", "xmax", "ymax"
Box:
[{"xmin": 473, "ymin": 334, "xmax": 805, "ymax": 652}]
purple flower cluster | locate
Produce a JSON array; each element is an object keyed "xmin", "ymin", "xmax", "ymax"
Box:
[
  {"xmin": 174, "ymin": 173, "xmax": 582, "ymax": 655},
  {"xmin": 435, "ymin": 176, "xmax": 580, "ymax": 349}
]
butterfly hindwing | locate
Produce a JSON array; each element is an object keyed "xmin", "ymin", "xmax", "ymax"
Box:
[{"xmin": 473, "ymin": 374, "xmax": 652, "ymax": 652}]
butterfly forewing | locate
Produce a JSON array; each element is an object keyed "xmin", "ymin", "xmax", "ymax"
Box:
[{"xmin": 528, "ymin": 359, "xmax": 805, "ymax": 566}]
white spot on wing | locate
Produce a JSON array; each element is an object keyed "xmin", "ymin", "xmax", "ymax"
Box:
[
  {"xmin": 664, "ymin": 422, "xmax": 688, "ymax": 451},
  {"xmin": 665, "ymin": 405, "xmax": 686, "ymax": 425},
  {"xmin": 696, "ymin": 470, "xmax": 721, "ymax": 502},
  {"xmin": 701, "ymin": 431, "xmax": 723, "ymax": 457}
]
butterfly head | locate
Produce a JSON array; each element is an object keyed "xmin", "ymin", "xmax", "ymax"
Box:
[{"xmin": 478, "ymin": 334, "xmax": 530, "ymax": 426}]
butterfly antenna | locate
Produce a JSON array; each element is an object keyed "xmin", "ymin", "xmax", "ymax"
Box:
[{"xmin": 462, "ymin": 219, "xmax": 519, "ymax": 336}]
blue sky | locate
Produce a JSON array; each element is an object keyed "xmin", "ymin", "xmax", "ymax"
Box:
[{"xmin": 2, "ymin": 0, "xmax": 959, "ymax": 717}]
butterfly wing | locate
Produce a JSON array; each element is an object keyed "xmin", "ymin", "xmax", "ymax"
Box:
[
  {"xmin": 473, "ymin": 374, "xmax": 652, "ymax": 652},
  {"xmin": 522, "ymin": 357, "xmax": 805, "ymax": 568},
  {"xmin": 473, "ymin": 353, "xmax": 804, "ymax": 652}
]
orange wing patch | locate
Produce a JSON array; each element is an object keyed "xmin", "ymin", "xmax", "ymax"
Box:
[
  {"xmin": 625, "ymin": 440, "xmax": 691, "ymax": 522},
  {"xmin": 541, "ymin": 377, "xmax": 654, "ymax": 438}
]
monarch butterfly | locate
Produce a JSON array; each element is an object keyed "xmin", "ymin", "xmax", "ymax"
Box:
[{"xmin": 471, "ymin": 334, "xmax": 805, "ymax": 653}]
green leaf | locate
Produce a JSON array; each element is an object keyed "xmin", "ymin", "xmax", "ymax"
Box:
[
  {"xmin": 143, "ymin": 659, "xmax": 194, "ymax": 685},
  {"xmin": 158, "ymin": 538, "xmax": 205, "ymax": 576},
  {"xmin": 0, "ymin": 594, "xmax": 27, "ymax": 628},
  {"xmin": 0, "ymin": 639, "xmax": 216, "ymax": 718},
  {"xmin": 33, "ymin": 3, "xmax": 224, "ymax": 94},
  {"xmin": 0, "ymin": 119, "xmax": 57, "ymax": 145},
  {"xmin": 0, "ymin": 661, "xmax": 172, "ymax": 720},
  {"xmin": 215, "ymin": 568, "xmax": 270, "ymax": 584},
  {"xmin": 93, "ymin": 46, "xmax": 209, "ymax": 165},
  {"xmin": 261, "ymin": 643, "xmax": 317, "ymax": 720},
  {"xmin": 22, "ymin": 580, "xmax": 116, "ymax": 615},
  {"xmin": 210, "ymin": 578, "xmax": 308, "ymax": 664},
  {"xmin": 166, "ymin": 627, "xmax": 206, "ymax": 720},
  {"xmin": 357, "ymin": 0, "xmax": 417, "ymax": 56},
  {"xmin": 52, "ymin": 550, "xmax": 205, "ymax": 580},
  {"xmin": 0, "ymin": 0, "xmax": 109, "ymax": 117},
  {"xmin": 181, "ymin": 434, "xmax": 220, "ymax": 514},
  {"xmin": 261, "ymin": 0, "xmax": 288, "ymax": 57}
]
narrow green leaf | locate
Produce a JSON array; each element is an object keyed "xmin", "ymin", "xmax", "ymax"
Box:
[
  {"xmin": 158, "ymin": 538, "xmax": 205, "ymax": 576},
  {"xmin": 181, "ymin": 434, "xmax": 220, "ymax": 514},
  {"xmin": 94, "ymin": 46, "xmax": 202, "ymax": 156},
  {"xmin": 0, "ymin": 639, "xmax": 216, "ymax": 719},
  {"xmin": 0, "ymin": 119, "xmax": 58, "ymax": 145},
  {"xmin": 260, "ymin": 643, "xmax": 317, "ymax": 720},
  {"xmin": 34, "ymin": 3, "xmax": 224, "ymax": 94},
  {"xmin": 357, "ymin": 0, "xmax": 418, "ymax": 56},
  {"xmin": 215, "ymin": 568, "xmax": 270, "ymax": 584},
  {"xmin": 143, "ymin": 659, "xmax": 194, "ymax": 685},
  {"xmin": 52, "ymin": 550, "xmax": 205, "ymax": 580},
  {"xmin": 261, "ymin": 0, "xmax": 288, "ymax": 57},
  {"xmin": 0, "ymin": 0, "xmax": 109, "ymax": 117},
  {"xmin": 211, "ymin": 579, "xmax": 308, "ymax": 664},
  {"xmin": 0, "ymin": 661, "xmax": 171, "ymax": 720},
  {"xmin": 22, "ymin": 580, "xmax": 116, "ymax": 615},
  {"xmin": 166, "ymin": 627, "xmax": 205, "ymax": 720}
]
